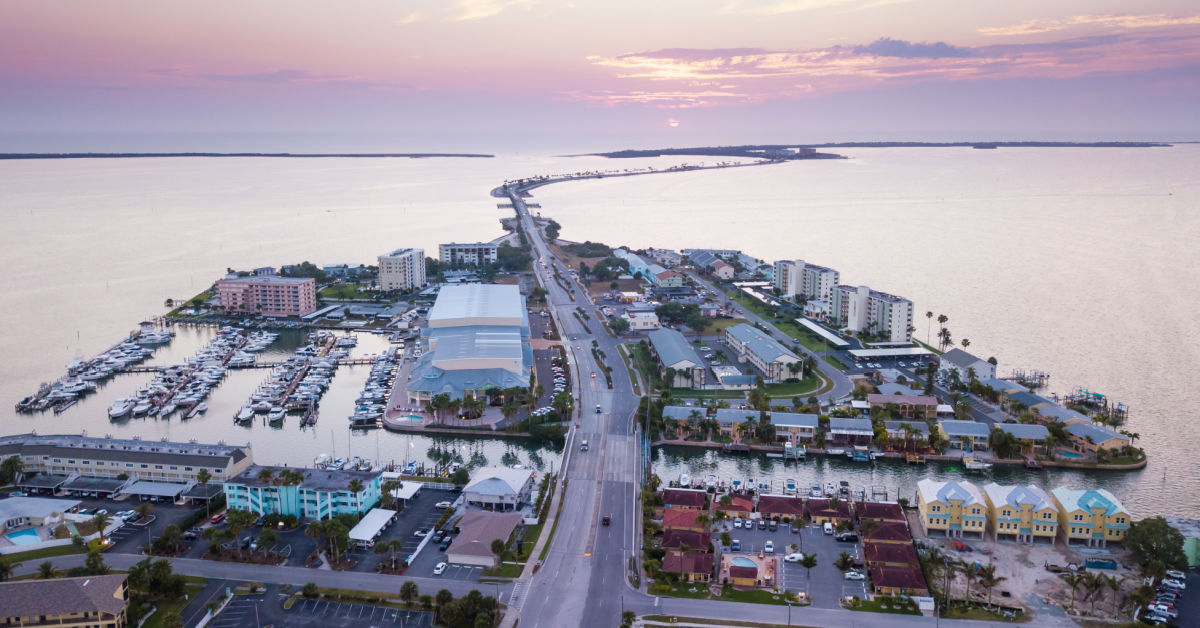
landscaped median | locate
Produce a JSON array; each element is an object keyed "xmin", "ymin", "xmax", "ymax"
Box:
[
  {"xmin": 842, "ymin": 594, "xmax": 922, "ymax": 615},
  {"xmin": 651, "ymin": 582, "xmax": 805, "ymax": 606}
]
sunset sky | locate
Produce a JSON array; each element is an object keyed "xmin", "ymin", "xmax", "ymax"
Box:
[{"xmin": 2, "ymin": 0, "xmax": 1198, "ymax": 151}]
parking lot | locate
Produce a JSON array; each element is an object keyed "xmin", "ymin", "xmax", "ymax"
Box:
[
  {"xmin": 342, "ymin": 487, "xmax": 467, "ymax": 578},
  {"xmin": 282, "ymin": 598, "xmax": 434, "ymax": 627},
  {"xmin": 719, "ymin": 520, "xmax": 867, "ymax": 607},
  {"xmin": 34, "ymin": 494, "xmax": 205, "ymax": 556}
]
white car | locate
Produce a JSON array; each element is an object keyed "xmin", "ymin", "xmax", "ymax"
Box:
[
  {"xmin": 784, "ymin": 553, "xmax": 804, "ymax": 563},
  {"xmin": 433, "ymin": 562, "xmax": 447, "ymax": 575},
  {"xmin": 435, "ymin": 501, "xmax": 453, "ymax": 509},
  {"xmin": 1146, "ymin": 605, "xmax": 1177, "ymax": 618},
  {"xmin": 844, "ymin": 570, "xmax": 866, "ymax": 581},
  {"xmin": 1165, "ymin": 569, "xmax": 1186, "ymax": 580},
  {"xmin": 764, "ymin": 541, "xmax": 774, "ymax": 554},
  {"xmin": 733, "ymin": 518, "xmax": 743, "ymax": 529}
]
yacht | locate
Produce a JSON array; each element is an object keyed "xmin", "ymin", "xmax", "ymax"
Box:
[
  {"xmin": 235, "ymin": 405, "xmax": 254, "ymax": 423},
  {"xmin": 160, "ymin": 403, "xmax": 177, "ymax": 416},
  {"xmin": 252, "ymin": 401, "xmax": 273, "ymax": 413},
  {"xmin": 810, "ymin": 485, "xmax": 823, "ymax": 498},
  {"xmin": 704, "ymin": 474, "xmax": 718, "ymax": 489},
  {"xmin": 826, "ymin": 448, "xmax": 845, "ymax": 456},
  {"xmin": 268, "ymin": 407, "xmax": 285, "ymax": 423},
  {"xmin": 785, "ymin": 478, "xmax": 797, "ymax": 495},
  {"xmin": 678, "ymin": 472, "xmax": 691, "ymax": 488},
  {"xmin": 962, "ymin": 455, "xmax": 993, "ymax": 472},
  {"xmin": 314, "ymin": 454, "xmax": 331, "ymax": 468},
  {"xmin": 132, "ymin": 400, "xmax": 152, "ymax": 416},
  {"xmin": 826, "ymin": 483, "xmax": 837, "ymax": 496}
]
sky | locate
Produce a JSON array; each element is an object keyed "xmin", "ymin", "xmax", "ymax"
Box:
[{"xmin": 1, "ymin": 0, "xmax": 1198, "ymax": 152}]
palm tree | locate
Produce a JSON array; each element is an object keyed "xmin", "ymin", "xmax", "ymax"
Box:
[
  {"xmin": 92, "ymin": 511, "xmax": 113, "ymax": 544},
  {"xmin": 435, "ymin": 589, "xmax": 454, "ymax": 623},
  {"xmin": 0, "ymin": 559, "xmax": 18, "ymax": 582},
  {"xmin": 1062, "ymin": 572, "xmax": 1084, "ymax": 611},
  {"xmin": 380, "ymin": 538, "xmax": 404, "ymax": 570},
  {"xmin": 225, "ymin": 509, "xmax": 256, "ymax": 558},
  {"xmin": 1105, "ymin": 574, "xmax": 1122, "ymax": 615},
  {"xmin": 961, "ymin": 338, "xmax": 970, "ymax": 350},
  {"xmin": 257, "ymin": 467, "xmax": 275, "ymax": 485},
  {"xmin": 159, "ymin": 525, "xmax": 184, "ymax": 554},
  {"xmin": 348, "ymin": 479, "xmax": 364, "ymax": 514},
  {"xmin": 196, "ymin": 469, "xmax": 213, "ymax": 517},
  {"xmin": 977, "ymin": 564, "xmax": 1006, "ymax": 608},
  {"xmin": 695, "ymin": 513, "xmax": 711, "ymax": 529},
  {"xmin": 859, "ymin": 518, "xmax": 880, "ymax": 539},
  {"xmin": 399, "ymin": 581, "xmax": 419, "ymax": 607},
  {"xmin": 135, "ymin": 502, "xmax": 154, "ymax": 522},
  {"xmin": 37, "ymin": 561, "xmax": 55, "ymax": 579},
  {"xmin": 1083, "ymin": 571, "xmax": 1105, "ymax": 612},
  {"xmin": 799, "ymin": 553, "xmax": 818, "ymax": 596},
  {"xmin": 1, "ymin": 456, "xmax": 25, "ymax": 483},
  {"xmin": 925, "ymin": 311, "xmax": 933, "ymax": 345},
  {"xmin": 833, "ymin": 552, "xmax": 854, "ymax": 573},
  {"xmin": 957, "ymin": 559, "xmax": 974, "ymax": 603}
]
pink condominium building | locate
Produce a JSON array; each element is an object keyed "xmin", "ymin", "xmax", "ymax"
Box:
[{"xmin": 216, "ymin": 276, "xmax": 318, "ymax": 317}]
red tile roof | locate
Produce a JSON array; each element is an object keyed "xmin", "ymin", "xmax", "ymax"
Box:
[
  {"xmin": 756, "ymin": 495, "xmax": 804, "ymax": 517},
  {"xmin": 662, "ymin": 529, "xmax": 711, "ymax": 550},
  {"xmin": 868, "ymin": 565, "xmax": 929, "ymax": 593},
  {"xmin": 863, "ymin": 542, "xmax": 920, "ymax": 567},
  {"xmin": 663, "ymin": 550, "xmax": 714, "ymax": 576},
  {"xmin": 663, "ymin": 508, "xmax": 703, "ymax": 530},
  {"xmin": 663, "ymin": 488, "xmax": 708, "ymax": 509},
  {"xmin": 862, "ymin": 521, "xmax": 912, "ymax": 543},
  {"xmin": 854, "ymin": 501, "xmax": 906, "ymax": 522},
  {"xmin": 729, "ymin": 565, "xmax": 758, "ymax": 580},
  {"xmin": 720, "ymin": 494, "xmax": 754, "ymax": 513},
  {"xmin": 806, "ymin": 498, "xmax": 852, "ymax": 519}
]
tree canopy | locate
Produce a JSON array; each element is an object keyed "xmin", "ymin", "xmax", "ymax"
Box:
[{"xmin": 1124, "ymin": 516, "xmax": 1187, "ymax": 574}]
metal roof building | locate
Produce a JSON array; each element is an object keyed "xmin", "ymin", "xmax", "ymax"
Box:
[
  {"xmin": 996, "ymin": 422, "xmax": 1050, "ymax": 441},
  {"xmin": 648, "ymin": 328, "xmax": 704, "ymax": 370},
  {"xmin": 427, "ymin": 284, "xmax": 526, "ymax": 329}
]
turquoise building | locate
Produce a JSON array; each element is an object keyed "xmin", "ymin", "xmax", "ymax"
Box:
[{"xmin": 223, "ymin": 465, "xmax": 381, "ymax": 520}]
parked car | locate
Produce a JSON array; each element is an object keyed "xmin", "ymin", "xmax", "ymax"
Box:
[
  {"xmin": 432, "ymin": 530, "xmax": 446, "ymax": 543},
  {"xmin": 440, "ymin": 538, "xmax": 453, "ymax": 551},
  {"xmin": 210, "ymin": 513, "xmax": 226, "ymax": 525},
  {"xmin": 1165, "ymin": 569, "xmax": 1186, "ymax": 580},
  {"xmin": 9, "ymin": 491, "xmax": 27, "ymax": 497},
  {"xmin": 435, "ymin": 501, "xmax": 453, "ymax": 509},
  {"xmin": 768, "ymin": 520, "xmax": 778, "ymax": 531},
  {"xmin": 844, "ymin": 571, "xmax": 866, "ymax": 581},
  {"xmin": 757, "ymin": 519, "xmax": 767, "ymax": 530},
  {"xmin": 733, "ymin": 518, "xmax": 743, "ymax": 529},
  {"xmin": 764, "ymin": 541, "xmax": 774, "ymax": 554},
  {"xmin": 836, "ymin": 532, "xmax": 858, "ymax": 542},
  {"xmin": 433, "ymin": 562, "xmax": 447, "ymax": 575},
  {"xmin": 182, "ymin": 529, "xmax": 199, "ymax": 540},
  {"xmin": 730, "ymin": 540, "xmax": 740, "ymax": 551},
  {"xmin": 784, "ymin": 553, "xmax": 803, "ymax": 563}
]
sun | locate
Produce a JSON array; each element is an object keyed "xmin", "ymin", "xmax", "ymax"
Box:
[{"xmin": 666, "ymin": 118, "xmax": 680, "ymax": 128}]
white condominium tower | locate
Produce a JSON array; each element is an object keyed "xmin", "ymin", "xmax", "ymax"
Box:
[{"xmin": 378, "ymin": 247, "xmax": 426, "ymax": 291}]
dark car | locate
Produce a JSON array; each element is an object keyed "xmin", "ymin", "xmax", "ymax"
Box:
[
  {"xmin": 837, "ymin": 532, "xmax": 859, "ymax": 542},
  {"xmin": 440, "ymin": 538, "xmax": 453, "ymax": 551},
  {"xmin": 602, "ymin": 515, "xmax": 611, "ymax": 526},
  {"xmin": 432, "ymin": 530, "xmax": 446, "ymax": 543},
  {"xmin": 768, "ymin": 520, "xmax": 778, "ymax": 531},
  {"xmin": 757, "ymin": 519, "xmax": 767, "ymax": 530}
]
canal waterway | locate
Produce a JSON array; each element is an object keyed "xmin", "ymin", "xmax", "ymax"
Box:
[{"xmin": 1, "ymin": 148, "xmax": 1197, "ymax": 516}]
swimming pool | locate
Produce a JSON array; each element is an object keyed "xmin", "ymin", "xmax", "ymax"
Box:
[
  {"xmin": 731, "ymin": 556, "xmax": 756, "ymax": 568},
  {"xmin": 5, "ymin": 528, "xmax": 40, "ymax": 546},
  {"xmin": 1061, "ymin": 451, "xmax": 1083, "ymax": 459},
  {"xmin": 402, "ymin": 415, "xmax": 424, "ymax": 422}
]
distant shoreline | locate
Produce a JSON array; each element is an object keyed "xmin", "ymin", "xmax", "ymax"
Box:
[
  {"xmin": 591, "ymin": 141, "xmax": 1170, "ymax": 159},
  {"xmin": 0, "ymin": 152, "xmax": 495, "ymax": 160}
]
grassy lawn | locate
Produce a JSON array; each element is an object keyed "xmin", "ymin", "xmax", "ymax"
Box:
[
  {"xmin": 166, "ymin": 289, "xmax": 213, "ymax": 317},
  {"xmin": 792, "ymin": 325, "xmax": 840, "ymax": 353},
  {"xmin": 716, "ymin": 585, "xmax": 796, "ymax": 605},
  {"xmin": 823, "ymin": 355, "xmax": 848, "ymax": 369},
  {"xmin": 669, "ymin": 388, "xmax": 746, "ymax": 399},
  {"xmin": 616, "ymin": 345, "xmax": 642, "ymax": 396},
  {"xmin": 140, "ymin": 584, "xmax": 207, "ymax": 628},
  {"xmin": 699, "ymin": 317, "xmax": 750, "ymax": 334},
  {"xmin": 538, "ymin": 479, "xmax": 568, "ymax": 562},
  {"xmin": 482, "ymin": 562, "xmax": 524, "ymax": 577},
  {"xmin": 845, "ymin": 596, "xmax": 922, "ymax": 615},
  {"xmin": 656, "ymin": 582, "xmax": 711, "ymax": 599},
  {"xmin": 764, "ymin": 375, "xmax": 821, "ymax": 397},
  {"xmin": 516, "ymin": 523, "xmax": 543, "ymax": 561},
  {"xmin": 0, "ymin": 542, "xmax": 89, "ymax": 566},
  {"xmin": 643, "ymin": 617, "xmax": 819, "ymax": 628},
  {"xmin": 943, "ymin": 605, "xmax": 1031, "ymax": 623},
  {"xmin": 319, "ymin": 283, "xmax": 375, "ymax": 300}
]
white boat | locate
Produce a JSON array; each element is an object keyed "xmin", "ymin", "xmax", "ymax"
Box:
[
  {"xmin": 785, "ymin": 479, "xmax": 797, "ymax": 495},
  {"xmin": 704, "ymin": 474, "xmax": 718, "ymax": 489},
  {"xmin": 679, "ymin": 472, "xmax": 691, "ymax": 488},
  {"xmin": 314, "ymin": 454, "xmax": 331, "ymax": 468},
  {"xmin": 235, "ymin": 406, "xmax": 254, "ymax": 422},
  {"xmin": 810, "ymin": 486, "xmax": 823, "ymax": 498},
  {"xmin": 132, "ymin": 400, "xmax": 152, "ymax": 416},
  {"xmin": 962, "ymin": 456, "xmax": 993, "ymax": 472},
  {"xmin": 826, "ymin": 448, "xmax": 845, "ymax": 456},
  {"xmin": 108, "ymin": 397, "xmax": 135, "ymax": 418},
  {"xmin": 252, "ymin": 401, "xmax": 272, "ymax": 413},
  {"xmin": 160, "ymin": 403, "xmax": 176, "ymax": 416},
  {"xmin": 268, "ymin": 407, "xmax": 286, "ymax": 423},
  {"xmin": 826, "ymin": 483, "xmax": 837, "ymax": 496},
  {"xmin": 194, "ymin": 402, "xmax": 207, "ymax": 413}
]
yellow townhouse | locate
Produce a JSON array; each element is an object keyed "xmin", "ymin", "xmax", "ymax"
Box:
[
  {"xmin": 982, "ymin": 483, "xmax": 1058, "ymax": 544},
  {"xmin": 1051, "ymin": 487, "xmax": 1131, "ymax": 547},
  {"xmin": 916, "ymin": 478, "xmax": 987, "ymax": 539}
]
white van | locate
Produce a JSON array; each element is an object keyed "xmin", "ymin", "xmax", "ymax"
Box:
[{"xmin": 823, "ymin": 522, "xmax": 834, "ymax": 535}]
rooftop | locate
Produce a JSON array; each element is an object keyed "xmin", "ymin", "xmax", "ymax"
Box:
[
  {"xmin": 428, "ymin": 325, "xmax": 527, "ymax": 370},
  {"xmin": 0, "ymin": 574, "xmax": 128, "ymax": 620},
  {"xmin": 218, "ymin": 275, "xmax": 313, "ymax": 285},
  {"xmin": 756, "ymin": 494, "xmax": 804, "ymax": 516},
  {"xmin": 0, "ymin": 433, "xmax": 250, "ymax": 468},
  {"xmin": 876, "ymin": 382, "xmax": 922, "ymax": 397},
  {"xmin": 917, "ymin": 478, "xmax": 984, "ymax": 507},
  {"xmin": 863, "ymin": 521, "xmax": 912, "ymax": 543},
  {"xmin": 663, "ymin": 508, "xmax": 704, "ymax": 529},
  {"xmin": 427, "ymin": 284, "xmax": 525, "ymax": 329},
  {"xmin": 997, "ymin": 422, "xmax": 1051, "ymax": 440},
  {"xmin": 864, "ymin": 542, "xmax": 920, "ymax": 566},
  {"xmin": 662, "ymin": 406, "xmax": 705, "ymax": 421},
  {"xmin": 983, "ymin": 483, "xmax": 1056, "ymax": 512},
  {"xmin": 854, "ymin": 501, "xmax": 907, "ymax": 522},
  {"xmin": 661, "ymin": 529, "xmax": 711, "ymax": 549},
  {"xmin": 938, "ymin": 419, "xmax": 991, "ymax": 437},
  {"xmin": 726, "ymin": 323, "xmax": 798, "ymax": 363},
  {"xmin": 768, "ymin": 412, "xmax": 818, "ymax": 428},
  {"xmin": 464, "ymin": 467, "xmax": 534, "ymax": 497},
  {"xmin": 446, "ymin": 510, "xmax": 523, "ymax": 557},
  {"xmin": 1008, "ymin": 391, "xmax": 1055, "ymax": 408},
  {"xmin": 1052, "ymin": 487, "xmax": 1129, "ymax": 517},
  {"xmin": 648, "ymin": 328, "xmax": 704, "ymax": 369},
  {"xmin": 1035, "ymin": 405, "xmax": 1092, "ymax": 424},
  {"xmin": 227, "ymin": 465, "xmax": 380, "ymax": 492},
  {"xmin": 662, "ymin": 488, "xmax": 708, "ymax": 509},
  {"xmin": 663, "ymin": 550, "xmax": 714, "ymax": 575},
  {"xmin": 0, "ymin": 496, "xmax": 81, "ymax": 522},
  {"xmin": 828, "ymin": 417, "xmax": 873, "ymax": 434},
  {"xmin": 883, "ymin": 420, "xmax": 930, "ymax": 436},
  {"xmin": 868, "ymin": 565, "xmax": 928, "ymax": 592},
  {"xmin": 1065, "ymin": 421, "xmax": 1130, "ymax": 444},
  {"xmin": 940, "ymin": 348, "xmax": 986, "ymax": 368},
  {"xmin": 978, "ymin": 378, "xmax": 1029, "ymax": 394},
  {"xmin": 715, "ymin": 407, "xmax": 758, "ymax": 425},
  {"xmin": 867, "ymin": 393, "xmax": 938, "ymax": 407}
]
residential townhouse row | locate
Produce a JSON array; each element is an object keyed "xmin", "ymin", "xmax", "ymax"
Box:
[{"xmin": 916, "ymin": 478, "xmax": 1131, "ymax": 547}]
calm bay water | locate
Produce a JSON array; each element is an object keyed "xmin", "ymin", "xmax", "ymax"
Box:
[{"xmin": 1, "ymin": 148, "xmax": 1197, "ymax": 516}]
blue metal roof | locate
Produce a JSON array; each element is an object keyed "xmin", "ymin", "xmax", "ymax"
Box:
[
  {"xmin": 726, "ymin": 323, "xmax": 798, "ymax": 363},
  {"xmin": 648, "ymin": 328, "xmax": 704, "ymax": 369}
]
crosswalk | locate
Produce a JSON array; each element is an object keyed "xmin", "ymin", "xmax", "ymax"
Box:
[{"xmin": 508, "ymin": 580, "xmax": 527, "ymax": 614}]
